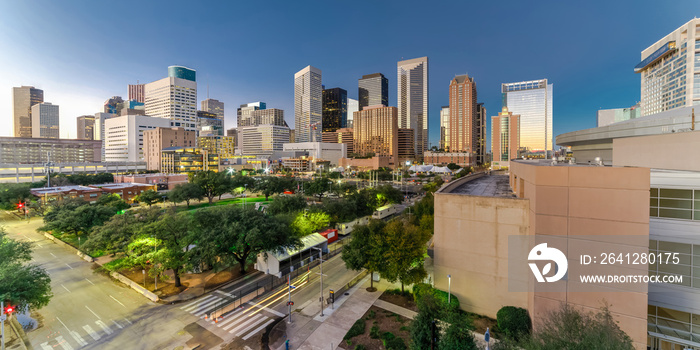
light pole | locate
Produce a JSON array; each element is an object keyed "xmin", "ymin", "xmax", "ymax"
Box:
[
  {"xmin": 447, "ymin": 274, "xmax": 451, "ymax": 305},
  {"xmin": 153, "ymin": 236, "xmax": 158, "ymax": 291},
  {"xmin": 311, "ymin": 247, "xmax": 325, "ymax": 317},
  {"xmin": 1, "ymin": 301, "xmax": 5, "ymax": 350},
  {"xmin": 243, "ymin": 184, "xmax": 248, "ymax": 210}
]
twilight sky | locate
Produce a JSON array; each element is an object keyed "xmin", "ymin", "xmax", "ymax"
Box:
[{"xmin": 0, "ymin": 0, "xmax": 698, "ymax": 150}]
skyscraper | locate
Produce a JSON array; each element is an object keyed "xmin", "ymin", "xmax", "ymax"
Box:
[
  {"xmin": 358, "ymin": 73, "xmax": 388, "ymax": 110},
  {"xmin": 448, "ymin": 74, "xmax": 477, "ymax": 156},
  {"xmin": 13, "ymin": 86, "xmax": 43, "ymax": 138},
  {"xmin": 440, "ymin": 106, "xmax": 449, "ymax": 150},
  {"xmin": 475, "ymin": 103, "xmax": 486, "ymax": 165},
  {"xmin": 294, "ymin": 66, "xmax": 322, "ymax": 143},
  {"xmin": 128, "ymin": 84, "xmax": 145, "ymax": 103},
  {"xmin": 491, "ymin": 107, "xmax": 520, "ymax": 167},
  {"xmin": 77, "ymin": 115, "xmax": 96, "ymax": 140},
  {"xmin": 397, "ymin": 57, "xmax": 428, "ymax": 156},
  {"xmin": 322, "ymin": 87, "xmax": 347, "ymax": 132},
  {"xmin": 237, "ymin": 103, "xmax": 285, "ymax": 127},
  {"xmin": 636, "ymin": 18, "xmax": 700, "ymax": 116},
  {"xmin": 353, "ymin": 105, "xmax": 398, "ymax": 160},
  {"xmin": 31, "ymin": 102, "xmax": 59, "ymax": 139},
  {"xmin": 202, "ymin": 98, "xmax": 224, "ymax": 120},
  {"xmin": 103, "ymin": 96, "xmax": 124, "ymax": 115},
  {"xmin": 347, "ymin": 98, "xmax": 359, "ymax": 128},
  {"xmin": 501, "ymin": 79, "xmax": 553, "ymax": 156},
  {"xmin": 145, "ymin": 66, "xmax": 197, "ymax": 132},
  {"xmin": 197, "ymin": 110, "xmax": 224, "ymax": 136}
]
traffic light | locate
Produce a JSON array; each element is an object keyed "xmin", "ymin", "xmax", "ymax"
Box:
[
  {"xmin": 4, "ymin": 305, "xmax": 14, "ymax": 314},
  {"xmin": 329, "ymin": 290, "xmax": 335, "ymax": 304}
]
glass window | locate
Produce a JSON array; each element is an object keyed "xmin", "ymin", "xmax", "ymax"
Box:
[
  {"xmin": 659, "ymin": 241, "xmax": 692, "ymax": 254},
  {"xmin": 660, "ymin": 189, "xmax": 692, "ymax": 199},
  {"xmin": 659, "ymin": 198, "xmax": 693, "ymax": 209},
  {"xmin": 659, "ymin": 208, "xmax": 692, "ymax": 220}
]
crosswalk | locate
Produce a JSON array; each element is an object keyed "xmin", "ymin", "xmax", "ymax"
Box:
[
  {"xmin": 39, "ymin": 318, "xmax": 131, "ymax": 350},
  {"xmin": 179, "ymin": 294, "xmax": 285, "ymax": 340}
]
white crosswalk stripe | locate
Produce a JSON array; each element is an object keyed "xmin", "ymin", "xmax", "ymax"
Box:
[
  {"xmin": 70, "ymin": 330, "xmax": 88, "ymax": 346},
  {"xmin": 96, "ymin": 320, "xmax": 113, "ymax": 335},
  {"xmin": 229, "ymin": 314, "xmax": 264, "ymax": 334},
  {"xmin": 83, "ymin": 324, "xmax": 101, "ymax": 340},
  {"xmin": 180, "ymin": 295, "xmax": 217, "ymax": 311},
  {"xmin": 242, "ymin": 318, "xmax": 275, "ymax": 340},
  {"xmin": 247, "ymin": 301, "xmax": 286, "ymax": 317},
  {"xmin": 221, "ymin": 309, "xmax": 251, "ymax": 330},
  {"xmin": 189, "ymin": 297, "xmax": 224, "ymax": 315},
  {"xmin": 55, "ymin": 336, "xmax": 75, "ymax": 350},
  {"xmin": 234, "ymin": 315, "xmax": 269, "ymax": 336},
  {"xmin": 40, "ymin": 342, "xmax": 52, "ymax": 350}
]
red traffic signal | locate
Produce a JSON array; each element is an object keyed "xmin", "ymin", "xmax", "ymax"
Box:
[
  {"xmin": 287, "ymin": 301, "xmax": 294, "ymax": 306},
  {"xmin": 18, "ymin": 202, "xmax": 24, "ymax": 208},
  {"xmin": 4, "ymin": 305, "xmax": 14, "ymax": 314}
]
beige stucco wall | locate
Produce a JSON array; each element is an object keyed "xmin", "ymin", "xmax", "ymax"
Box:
[
  {"xmin": 613, "ymin": 130, "xmax": 700, "ymax": 172},
  {"xmin": 433, "ymin": 192, "xmax": 530, "ymax": 318}
]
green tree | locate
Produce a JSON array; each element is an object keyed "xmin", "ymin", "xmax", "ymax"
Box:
[
  {"xmin": 521, "ymin": 304, "xmax": 634, "ymax": 350},
  {"xmin": 305, "ymin": 177, "xmax": 333, "ymax": 200},
  {"xmin": 410, "ymin": 293, "xmax": 443, "ymax": 350},
  {"xmin": 41, "ymin": 201, "xmax": 116, "ymax": 236},
  {"xmin": 446, "ymin": 163, "xmax": 461, "ymax": 171},
  {"xmin": 290, "ymin": 210, "xmax": 330, "ymax": 236},
  {"xmin": 346, "ymin": 188, "xmax": 379, "ymax": 217},
  {"xmin": 380, "ymin": 220, "xmax": 430, "ymax": 292},
  {"xmin": 440, "ymin": 310, "xmax": 477, "ymax": 350},
  {"xmin": 334, "ymin": 182, "xmax": 357, "ymax": 197},
  {"xmin": 0, "ymin": 229, "xmax": 52, "ymax": 312},
  {"xmin": 135, "ymin": 189, "xmax": 163, "ymax": 207},
  {"xmin": 318, "ymin": 198, "xmax": 358, "ymax": 226},
  {"xmin": 0, "ymin": 183, "xmax": 32, "ymax": 210},
  {"xmin": 96, "ymin": 193, "xmax": 130, "ymax": 211},
  {"xmin": 376, "ymin": 184, "xmax": 404, "ymax": 205},
  {"xmin": 168, "ymin": 182, "xmax": 204, "ymax": 207},
  {"xmin": 341, "ymin": 219, "xmax": 386, "ymax": 291},
  {"xmin": 266, "ymin": 195, "xmax": 307, "ymax": 215},
  {"xmin": 423, "ymin": 177, "xmax": 444, "ymax": 193},
  {"xmin": 255, "ymin": 176, "xmax": 291, "ymax": 200},
  {"xmin": 497, "ymin": 306, "xmax": 531, "ymax": 341},
  {"xmin": 191, "ymin": 206, "xmax": 300, "ymax": 273},
  {"xmin": 84, "ymin": 207, "xmax": 161, "ymax": 254},
  {"xmin": 138, "ymin": 211, "xmax": 195, "ymax": 287},
  {"xmin": 190, "ymin": 170, "xmax": 232, "ymax": 204},
  {"xmin": 230, "ymin": 174, "xmax": 256, "ymax": 194},
  {"xmin": 42, "ymin": 198, "xmax": 87, "ymax": 225}
]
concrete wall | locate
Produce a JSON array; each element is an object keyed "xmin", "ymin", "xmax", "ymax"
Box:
[
  {"xmin": 433, "ymin": 192, "xmax": 530, "ymax": 318},
  {"xmin": 613, "ymin": 130, "xmax": 700, "ymax": 172},
  {"xmin": 510, "ymin": 161, "xmax": 650, "ymax": 350}
]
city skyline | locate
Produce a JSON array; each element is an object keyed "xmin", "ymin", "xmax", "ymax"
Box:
[{"xmin": 0, "ymin": 1, "xmax": 698, "ymax": 149}]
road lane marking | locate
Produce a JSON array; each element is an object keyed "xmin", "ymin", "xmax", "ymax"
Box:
[
  {"xmin": 82, "ymin": 325, "xmax": 100, "ymax": 340},
  {"xmin": 222, "ymin": 311, "xmax": 250, "ymax": 330},
  {"xmin": 65, "ymin": 263, "xmax": 73, "ymax": 270},
  {"xmin": 193, "ymin": 299, "xmax": 225, "ymax": 316},
  {"xmin": 247, "ymin": 301, "xmax": 285, "ymax": 317},
  {"xmin": 229, "ymin": 314, "xmax": 264, "ymax": 334},
  {"xmin": 61, "ymin": 284, "xmax": 71, "ymax": 293},
  {"xmin": 96, "ymin": 320, "xmax": 113, "ymax": 335},
  {"xmin": 56, "ymin": 316, "xmax": 71, "ymax": 331},
  {"xmin": 40, "ymin": 342, "xmax": 52, "ymax": 350},
  {"xmin": 50, "ymin": 253, "xmax": 57, "ymax": 258},
  {"xmin": 69, "ymin": 331, "xmax": 88, "ymax": 346},
  {"xmin": 188, "ymin": 297, "xmax": 222, "ymax": 314},
  {"xmin": 216, "ymin": 290, "xmax": 235, "ymax": 298},
  {"xmin": 109, "ymin": 295, "xmax": 126, "ymax": 308},
  {"xmin": 235, "ymin": 315, "xmax": 268, "ymax": 336},
  {"xmin": 85, "ymin": 305, "xmax": 101, "ymax": 320},
  {"xmin": 85, "ymin": 278, "xmax": 95, "ymax": 285},
  {"xmin": 216, "ymin": 308, "xmax": 245, "ymax": 327},
  {"xmin": 123, "ymin": 318, "xmax": 132, "ymax": 325},
  {"xmin": 112, "ymin": 320, "xmax": 123, "ymax": 329},
  {"xmin": 180, "ymin": 295, "xmax": 217, "ymax": 311},
  {"xmin": 55, "ymin": 336, "xmax": 74, "ymax": 350},
  {"xmin": 242, "ymin": 318, "xmax": 275, "ymax": 340}
]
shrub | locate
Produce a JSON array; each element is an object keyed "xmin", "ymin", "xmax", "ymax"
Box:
[
  {"xmin": 496, "ymin": 306, "xmax": 531, "ymax": 340},
  {"xmin": 368, "ymin": 310, "xmax": 376, "ymax": 319},
  {"xmin": 344, "ymin": 318, "xmax": 366, "ymax": 340},
  {"xmin": 382, "ymin": 331, "xmax": 396, "ymax": 347},
  {"xmin": 412, "ymin": 283, "xmax": 460, "ymax": 310},
  {"xmin": 353, "ymin": 345, "xmax": 366, "ymax": 350},
  {"xmin": 370, "ymin": 325, "xmax": 380, "ymax": 339},
  {"xmin": 385, "ymin": 336, "xmax": 407, "ymax": 350}
]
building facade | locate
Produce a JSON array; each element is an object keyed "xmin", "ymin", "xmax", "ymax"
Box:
[
  {"xmin": 475, "ymin": 103, "xmax": 486, "ymax": 165},
  {"xmin": 491, "ymin": 107, "xmax": 520, "ymax": 169},
  {"xmin": 94, "ymin": 112, "xmax": 114, "ymax": 161},
  {"xmin": 13, "ymin": 86, "xmax": 43, "ymax": 138},
  {"xmin": 347, "ymin": 98, "xmax": 359, "ymax": 129},
  {"xmin": 0, "ymin": 137, "xmax": 101, "ymax": 164},
  {"xmin": 238, "ymin": 105, "xmax": 285, "ymax": 127},
  {"xmin": 597, "ymin": 103, "xmax": 642, "ymax": 127},
  {"xmin": 144, "ymin": 66, "xmax": 197, "ymax": 132},
  {"xmin": 198, "ymin": 135, "xmax": 235, "ymax": 160},
  {"xmin": 358, "ymin": 73, "xmax": 388, "ymax": 110},
  {"xmin": 31, "ymin": 102, "xmax": 59, "ymax": 139},
  {"xmin": 322, "ymin": 128, "xmax": 354, "ymax": 155},
  {"xmin": 448, "ymin": 74, "xmax": 477, "ymax": 156},
  {"xmin": 104, "ymin": 115, "xmax": 171, "ymax": 163},
  {"xmin": 353, "ymin": 105, "xmax": 398, "ymax": 161},
  {"xmin": 397, "ymin": 57, "xmax": 428, "ymax": 157},
  {"xmin": 197, "ymin": 110, "xmax": 224, "ymax": 137},
  {"xmin": 114, "ymin": 173, "xmax": 188, "ymax": 190},
  {"xmin": 143, "ymin": 127, "xmax": 196, "ymax": 171},
  {"xmin": 161, "ymin": 147, "xmax": 219, "ymax": 173},
  {"xmin": 294, "ymin": 66, "xmax": 322, "ymax": 143},
  {"xmin": 422, "ymin": 151, "xmax": 471, "ymax": 167},
  {"xmin": 201, "ymin": 98, "xmax": 224, "ymax": 120},
  {"xmin": 0, "ymin": 162, "xmax": 146, "ymax": 184},
  {"xmin": 322, "ymin": 87, "xmax": 347, "ymax": 132},
  {"xmin": 502, "ymin": 79, "xmax": 553, "ymax": 156},
  {"xmin": 637, "ymin": 18, "xmax": 700, "ymax": 116},
  {"xmin": 440, "ymin": 106, "xmax": 449, "ymax": 150},
  {"xmin": 128, "ymin": 84, "xmax": 145, "ymax": 103},
  {"xmin": 77, "ymin": 115, "xmax": 96, "ymax": 140},
  {"xmin": 238, "ymin": 125, "xmax": 290, "ymax": 157},
  {"xmin": 282, "ymin": 142, "xmax": 346, "ymax": 165},
  {"xmin": 397, "ymin": 128, "xmax": 415, "ymax": 162}
]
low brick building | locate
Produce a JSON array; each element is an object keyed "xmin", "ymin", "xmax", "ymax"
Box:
[
  {"xmin": 91, "ymin": 183, "xmax": 157, "ymax": 203},
  {"xmin": 113, "ymin": 173, "xmax": 188, "ymax": 190}
]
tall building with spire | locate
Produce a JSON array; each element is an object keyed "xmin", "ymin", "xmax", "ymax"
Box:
[{"xmin": 397, "ymin": 57, "xmax": 428, "ymax": 156}]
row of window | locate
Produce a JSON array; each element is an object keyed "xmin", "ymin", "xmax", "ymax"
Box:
[{"xmin": 650, "ymin": 188, "xmax": 700, "ymax": 220}]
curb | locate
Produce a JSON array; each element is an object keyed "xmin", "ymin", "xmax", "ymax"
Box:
[
  {"xmin": 42, "ymin": 232, "xmax": 95, "ymax": 263},
  {"xmin": 9, "ymin": 316, "xmax": 30, "ymax": 350}
]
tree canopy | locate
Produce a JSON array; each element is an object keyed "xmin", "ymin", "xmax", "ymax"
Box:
[
  {"xmin": 341, "ymin": 219, "xmax": 386, "ymax": 290},
  {"xmin": 0, "ymin": 229, "xmax": 52, "ymax": 312},
  {"xmin": 167, "ymin": 182, "xmax": 204, "ymax": 207},
  {"xmin": 190, "ymin": 171, "xmax": 232, "ymax": 204},
  {"xmin": 381, "ymin": 219, "xmax": 430, "ymax": 292},
  {"xmin": 135, "ymin": 189, "xmax": 163, "ymax": 207},
  {"xmin": 255, "ymin": 176, "xmax": 296, "ymax": 200},
  {"xmin": 266, "ymin": 195, "xmax": 307, "ymax": 215}
]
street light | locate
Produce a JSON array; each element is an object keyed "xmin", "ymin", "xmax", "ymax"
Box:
[{"xmin": 447, "ymin": 274, "xmax": 452, "ymax": 305}]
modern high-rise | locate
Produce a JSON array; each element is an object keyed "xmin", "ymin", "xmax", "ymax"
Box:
[
  {"xmin": 238, "ymin": 125, "xmax": 290, "ymax": 157},
  {"xmin": 77, "ymin": 115, "xmax": 96, "ymax": 140},
  {"xmin": 31, "ymin": 103, "xmax": 59, "ymax": 139},
  {"xmin": 104, "ymin": 115, "xmax": 171, "ymax": 162},
  {"xmin": 122, "ymin": 100, "xmax": 146, "ymax": 116},
  {"xmin": 398, "ymin": 128, "xmax": 415, "ymax": 162},
  {"xmin": 198, "ymin": 135, "xmax": 235, "ymax": 159},
  {"xmin": 358, "ymin": 73, "xmax": 388, "ymax": 110},
  {"xmin": 144, "ymin": 65, "xmax": 197, "ymax": 132},
  {"xmin": 104, "ymin": 96, "xmax": 124, "ymax": 115},
  {"xmin": 94, "ymin": 112, "xmax": 114, "ymax": 161},
  {"xmin": 128, "ymin": 84, "xmax": 145, "ymax": 103},
  {"xmin": 440, "ymin": 106, "xmax": 449, "ymax": 150},
  {"xmin": 475, "ymin": 103, "xmax": 486, "ymax": 165},
  {"xmin": 636, "ymin": 18, "xmax": 700, "ymax": 116},
  {"xmin": 448, "ymin": 74, "xmax": 478, "ymax": 157},
  {"xmin": 238, "ymin": 103, "xmax": 285, "ymax": 127},
  {"xmin": 490, "ymin": 107, "xmax": 520, "ymax": 168},
  {"xmin": 143, "ymin": 127, "xmax": 196, "ymax": 171},
  {"xmin": 202, "ymin": 98, "xmax": 224, "ymax": 120},
  {"xmin": 501, "ymin": 79, "xmax": 553, "ymax": 156},
  {"xmin": 237, "ymin": 102, "xmax": 266, "ymax": 127},
  {"xmin": 294, "ymin": 66, "xmax": 322, "ymax": 143},
  {"xmin": 397, "ymin": 57, "xmax": 428, "ymax": 156},
  {"xmin": 13, "ymin": 86, "xmax": 43, "ymax": 138},
  {"xmin": 347, "ymin": 98, "xmax": 359, "ymax": 128},
  {"xmin": 322, "ymin": 128, "xmax": 354, "ymax": 155},
  {"xmin": 322, "ymin": 87, "xmax": 347, "ymax": 132},
  {"xmin": 353, "ymin": 105, "xmax": 398, "ymax": 160},
  {"xmin": 197, "ymin": 110, "xmax": 223, "ymax": 136}
]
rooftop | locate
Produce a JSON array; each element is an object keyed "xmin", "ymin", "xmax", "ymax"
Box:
[
  {"xmin": 31, "ymin": 185, "xmax": 100, "ymax": 194},
  {"xmin": 447, "ymin": 175, "xmax": 515, "ymax": 197},
  {"xmin": 92, "ymin": 183, "xmax": 154, "ymax": 189}
]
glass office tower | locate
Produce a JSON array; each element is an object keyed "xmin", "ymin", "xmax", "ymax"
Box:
[
  {"xmin": 358, "ymin": 73, "xmax": 388, "ymax": 110},
  {"xmin": 501, "ymin": 79, "xmax": 552, "ymax": 156},
  {"xmin": 322, "ymin": 87, "xmax": 347, "ymax": 132}
]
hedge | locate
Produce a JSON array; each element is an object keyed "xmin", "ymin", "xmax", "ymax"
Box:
[
  {"xmin": 496, "ymin": 306, "xmax": 531, "ymax": 340},
  {"xmin": 412, "ymin": 283, "xmax": 460, "ymax": 310}
]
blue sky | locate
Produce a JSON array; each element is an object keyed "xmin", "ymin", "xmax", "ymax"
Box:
[{"xmin": 1, "ymin": 0, "xmax": 698, "ymax": 150}]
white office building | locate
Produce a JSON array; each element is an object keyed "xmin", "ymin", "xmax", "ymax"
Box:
[
  {"xmin": 397, "ymin": 57, "xmax": 428, "ymax": 156},
  {"xmin": 440, "ymin": 106, "xmax": 450, "ymax": 150},
  {"xmin": 282, "ymin": 142, "xmax": 346, "ymax": 165},
  {"xmin": 104, "ymin": 115, "xmax": 171, "ymax": 162},
  {"xmin": 637, "ymin": 18, "xmax": 700, "ymax": 116},
  {"xmin": 31, "ymin": 102, "xmax": 59, "ymax": 139},
  {"xmin": 144, "ymin": 66, "xmax": 197, "ymax": 132},
  {"xmin": 294, "ymin": 66, "xmax": 322, "ymax": 143},
  {"xmin": 238, "ymin": 124, "xmax": 291, "ymax": 157},
  {"xmin": 502, "ymin": 79, "xmax": 553, "ymax": 155},
  {"xmin": 347, "ymin": 98, "xmax": 359, "ymax": 129}
]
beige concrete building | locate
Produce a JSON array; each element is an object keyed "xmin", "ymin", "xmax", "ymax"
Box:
[
  {"xmin": 143, "ymin": 127, "xmax": 196, "ymax": 171},
  {"xmin": 422, "ymin": 151, "xmax": 471, "ymax": 167},
  {"xmin": 198, "ymin": 135, "xmax": 235, "ymax": 160},
  {"xmin": 13, "ymin": 86, "xmax": 43, "ymax": 138},
  {"xmin": 0, "ymin": 136, "xmax": 101, "ymax": 163},
  {"xmin": 353, "ymin": 105, "xmax": 398, "ymax": 163},
  {"xmin": 433, "ymin": 162, "xmax": 650, "ymax": 349},
  {"xmin": 338, "ymin": 156, "xmax": 393, "ymax": 171},
  {"xmin": 397, "ymin": 128, "xmax": 415, "ymax": 163},
  {"xmin": 448, "ymin": 74, "xmax": 477, "ymax": 154},
  {"xmin": 77, "ymin": 115, "xmax": 96, "ymax": 140},
  {"xmin": 322, "ymin": 128, "xmax": 354, "ymax": 155},
  {"xmin": 491, "ymin": 107, "xmax": 520, "ymax": 169}
]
